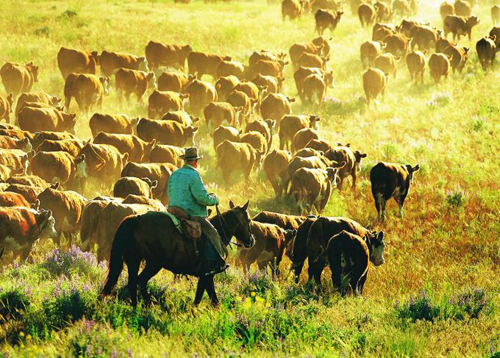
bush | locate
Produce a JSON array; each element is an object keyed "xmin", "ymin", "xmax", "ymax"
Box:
[
  {"xmin": 0, "ymin": 288, "xmax": 30, "ymax": 322},
  {"xmin": 446, "ymin": 187, "xmax": 467, "ymax": 209},
  {"xmin": 396, "ymin": 291, "xmax": 440, "ymax": 323},
  {"xmin": 39, "ymin": 246, "xmax": 103, "ymax": 280}
]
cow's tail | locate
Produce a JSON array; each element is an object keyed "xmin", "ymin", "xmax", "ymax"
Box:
[{"xmin": 101, "ymin": 215, "xmax": 138, "ymax": 296}]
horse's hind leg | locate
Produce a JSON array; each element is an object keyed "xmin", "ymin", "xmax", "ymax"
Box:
[
  {"xmin": 137, "ymin": 263, "xmax": 162, "ymax": 304},
  {"xmin": 194, "ymin": 277, "xmax": 207, "ymax": 305},
  {"xmin": 205, "ymin": 276, "xmax": 219, "ymax": 307},
  {"xmin": 127, "ymin": 256, "xmax": 141, "ymax": 307}
]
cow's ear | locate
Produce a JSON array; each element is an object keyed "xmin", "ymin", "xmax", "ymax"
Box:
[
  {"xmin": 122, "ymin": 153, "xmax": 129, "ymax": 163},
  {"xmin": 412, "ymin": 164, "xmax": 420, "ymax": 172},
  {"xmin": 377, "ymin": 231, "xmax": 385, "ymax": 241},
  {"xmin": 51, "ymin": 182, "xmax": 60, "ymax": 190},
  {"xmin": 32, "ymin": 199, "xmax": 40, "ymax": 211},
  {"xmin": 229, "ymin": 200, "xmax": 235, "ymax": 209},
  {"xmin": 242, "ymin": 200, "xmax": 249, "ymax": 211}
]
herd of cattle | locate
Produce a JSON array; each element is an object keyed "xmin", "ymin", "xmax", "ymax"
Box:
[{"xmin": 0, "ymin": 0, "xmax": 497, "ymax": 293}]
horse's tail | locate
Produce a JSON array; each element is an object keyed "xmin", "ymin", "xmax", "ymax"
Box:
[{"xmin": 101, "ymin": 215, "xmax": 138, "ymax": 296}]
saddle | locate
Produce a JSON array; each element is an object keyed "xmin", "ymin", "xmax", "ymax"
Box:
[{"xmin": 167, "ymin": 206, "xmax": 202, "ymax": 241}]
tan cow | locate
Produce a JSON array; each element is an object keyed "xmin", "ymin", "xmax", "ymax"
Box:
[
  {"xmin": 37, "ymin": 184, "xmax": 88, "ymax": 244},
  {"xmin": 216, "ymin": 140, "xmax": 264, "ymax": 184},
  {"xmin": 18, "ymin": 106, "xmax": 76, "ymax": 134},
  {"xmin": 115, "ymin": 69, "xmax": 156, "ymax": 103},
  {"xmin": 363, "ymin": 68, "xmax": 386, "ymax": 104},
  {"xmin": 279, "ymin": 115, "xmax": 320, "ymax": 151},
  {"xmin": 247, "ymin": 59, "xmax": 288, "ymax": 78},
  {"xmin": 324, "ymin": 146, "xmax": 367, "ymax": 190},
  {"xmin": 0, "ymin": 62, "xmax": 39, "ymax": 96},
  {"xmin": 216, "ymin": 60, "xmax": 246, "ymax": 80},
  {"xmin": 301, "ymin": 74, "xmax": 326, "ymax": 106},
  {"xmin": 454, "ymin": 0, "xmax": 471, "ymax": 17},
  {"xmin": 245, "ymin": 119, "xmax": 275, "ymax": 148},
  {"xmin": 493, "ymin": 5, "xmax": 500, "ymax": 25},
  {"xmin": 260, "ymin": 93, "xmax": 294, "ymax": 124},
  {"xmin": 57, "ymin": 47, "xmax": 99, "ymax": 79},
  {"xmin": 289, "ymin": 41, "xmax": 323, "ymax": 69},
  {"xmin": 315, "ymin": 10, "xmax": 343, "ymax": 35},
  {"xmin": 31, "ymin": 131, "xmax": 76, "ymax": 150},
  {"xmin": 476, "ymin": 36, "xmax": 497, "ymax": 71},
  {"xmin": 440, "ymin": 2, "xmax": 455, "ymax": 22},
  {"xmin": 0, "ymin": 93, "xmax": 13, "ymax": 123},
  {"xmin": 374, "ymin": 53, "xmax": 399, "ymax": 79},
  {"xmin": 297, "ymin": 53, "xmax": 329, "ymax": 70},
  {"xmin": 251, "ymin": 74, "xmax": 284, "ymax": 94},
  {"xmin": 136, "ymin": 118, "xmax": 198, "ymax": 146},
  {"xmin": 186, "ymin": 79, "xmax": 217, "ymax": 115},
  {"xmin": 7, "ymin": 174, "xmax": 50, "ymax": 189},
  {"xmin": 161, "ymin": 110, "xmax": 199, "ymax": 127},
  {"xmin": 240, "ymin": 131, "xmax": 268, "ymax": 154},
  {"xmin": 360, "ymin": 41, "xmax": 385, "ymax": 68},
  {"xmin": 213, "ymin": 125, "xmax": 241, "ymax": 151},
  {"xmin": 444, "ymin": 44, "xmax": 469, "ymax": 73},
  {"xmin": 406, "ymin": 50, "xmax": 426, "ymax": 83},
  {"xmin": 294, "ymin": 67, "xmax": 333, "ymax": 98},
  {"xmin": 0, "ymin": 192, "xmax": 30, "ymax": 208},
  {"xmin": 411, "ymin": 25, "xmax": 442, "ymax": 52},
  {"xmin": 5, "ymin": 184, "xmax": 45, "ymax": 204},
  {"xmin": 234, "ymin": 82, "xmax": 260, "ymax": 102},
  {"xmin": 263, "ymin": 149, "xmax": 292, "ymax": 197},
  {"xmin": 15, "ymin": 92, "xmax": 61, "ymax": 119},
  {"xmin": 148, "ymin": 90, "xmax": 186, "ymax": 119},
  {"xmin": 29, "ymin": 151, "xmax": 86, "ymax": 187},
  {"xmin": 93, "ymin": 132, "xmax": 156, "ymax": 162},
  {"xmin": 358, "ymin": 3, "xmax": 376, "ymax": 27},
  {"xmin": 444, "ymin": 15, "xmax": 480, "ymax": 41},
  {"xmin": 66, "ymin": 73, "xmax": 110, "ymax": 112},
  {"xmin": 384, "ymin": 33, "xmax": 409, "ymax": 57},
  {"xmin": 157, "ymin": 71, "xmax": 194, "ymax": 92},
  {"xmin": 145, "ymin": 42, "xmax": 193, "ymax": 70},
  {"xmin": 248, "ymin": 50, "xmax": 287, "ymax": 68},
  {"xmin": 204, "ymin": 102, "xmax": 238, "ymax": 129},
  {"xmin": 282, "ymin": 0, "xmax": 305, "ymax": 21},
  {"xmin": 36, "ymin": 138, "xmax": 86, "ymax": 158},
  {"xmin": 428, "ymin": 53, "xmax": 450, "ymax": 83},
  {"xmin": 290, "ymin": 167, "xmax": 340, "ymax": 214},
  {"xmin": 292, "ymin": 128, "xmax": 319, "ymax": 153},
  {"xmin": 99, "ymin": 50, "xmax": 148, "ymax": 77},
  {"xmin": 0, "ymin": 148, "xmax": 28, "ymax": 172},
  {"xmin": 215, "ymin": 75, "xmax": 240, "ymax": 102},
  {"xmin": 89, "ymin": 113, "xmax": 138, "ymax": 138},
  {"xmin": 374, "ymin": 1, "xmax": 392, "ymax": 22},
  {"xmin": 113, "ymin": 177, "xmax": 157, "ymax": 199},
  {"xmin": 149, "ymin": 144, "xmax": 184, "ymax": 166},
  {"xmin": 188, "ymin": 52, "xmax": 231, "ymax": 79}
]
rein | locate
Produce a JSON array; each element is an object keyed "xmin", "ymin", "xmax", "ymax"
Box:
[{"xmin": 216, "ymin": 205, "xmax": 242, "ymax": 248}]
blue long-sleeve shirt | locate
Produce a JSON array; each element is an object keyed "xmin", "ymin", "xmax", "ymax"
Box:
[{"xmin": 167, "ymin": 164, "xmax": 218, "ymax": 217}]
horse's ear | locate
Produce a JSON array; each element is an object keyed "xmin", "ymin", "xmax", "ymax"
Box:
[
  {"xmin": 229, "ymin": 200, "xmax": 235, "ymax": 209},
  {"xmin": 242, "ymin": 200, "xmax": 249, "ymax": 211},
  {"xmin": 207, "ymin": 209, "xmax": 212, "ymax": 217}
]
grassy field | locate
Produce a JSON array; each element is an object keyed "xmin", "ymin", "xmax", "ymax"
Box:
[{"xmin": 0, "ymin": 0, "xmax": 499, "ymax": 356}]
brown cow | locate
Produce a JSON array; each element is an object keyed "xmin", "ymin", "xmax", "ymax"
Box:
[
  {"xmin": 282, "ymin": 0, "xmax": 305, "ymax": 21},
  {"xmin": 0, "ymin": 62, "xmax": 39, "ymax": 96},
  {"xmin": 7, "ymin": 174, "xmax": 49, "ymax": 189},
  {"xmin": 360, "ymin": 41, "xmax": 385, "ymax": 68},
  {"xmin": 294, "ymin": 67, "xmax": 333, "ymax": 97},
  {"xmin": 297, "ymin": 53, "xmax": 329, "ymax": 70},
  {"xmin": 287, "ymin": 155, "xmax": 341, "ymax": 189},
  {"xmin": 393, "ymin": 0, "xmax": 417, "ymax": 17},
  {"xmin": 440, "ymin": 2, "xmax": 455, "ymax": 21},
  {"xmin": 428, "ymin": 53, "xmax": 450, "ymax": 83},
  {"xmin": 234, "ymin": 82, "xmax": 260, "ymax": 102},
  {"xmin": 374, "ymin": 53, "xmax": 399, "ymax": 79},
  {"xmin": 36, "ymin": 138, "xmax": 86, "ymax": 158},
  {"xmin": 99, "ymin": 50, "xmax": 148, "ymax": 77},
  {"xmin": 186, "ymin": 79, "xmax": 217, "ymax": 115},
  {"xmin": 0, "ymin": 128, "xmax": 33, "ymax": 141},
  {"xmin": 248, "ymin": 59, "xmax": 288, "ymax": 78},
  {"xmin": 363, "ymin": 68, "xmax": 386, "ymax": 104},
  {"xmin": 0, "ymin": 94, "xmax": 13, "ymax": 123},
  {"xmin": 0, "ymin": 164, "xmax": 23, "ymax": 182},
  {"xmin": 29, "ymin": 151, "xmax": 86, "ymax": 187},
  {"xmin": 136, "ymin": 118, "xmax": 198, "ymax": 146},
  {"xmin": 490, "ymin": 27, "xmax": 500, "ymax": 48},
  {"xmin": 406, "ymin": 50, "xmax": 426, "ymax": 84},
  {"xmin": 251, "ymin": 74, "xmax": 284, "ymax": 94},
  {"xmin": 215, "ymin": 140, "xmax": 264, "ymax": 184},
  {"xmin": 444, "ymin": 15, "xmax": 480, "ymax": 41},
  {"xmin": 358, "ymin": 3, "xmax": 376, "ymax": 27},
  {"xmin": 289, "ymin": 167, "xmax": 340, "ymax": 214},
  {"xmin": 113, "ymin": 177, "xmax": 157, "ymax": 199},
  {"xmin": 0, "ymin": 135, "xmax": 31, "ymax": 151},
  {"xmin": 246, "ymin": 119, "xmax": 275, "ymax": 148},
  {"xmin": 145, "ymin": 42, "xmax": 193, "ymax": 70},
  {"xmin": 248, "ymin": 50, "xmax": 287, "ymax": 68},
  {"xmin": 204, "ymin": 102, "xmax": 238, "ymax": 129},
  {"xmin": 31, "ymin": 131, "xmax": 76, "ymax": 150},
  {"xmin": 373, "ymin": 26, "xmax": 394, "ymax": 42},
  {"xmin": 0, "ymin": 148, "xmax": 28, "ymax": 172},
  {"xmin": 89, "ymin": 113, "xmax": 138, "ymax": 138},
  {"xmin": 493, "ymin": 6, "xmax": 500, "ymax": 25},
  {"xmin": 0, "ymin": 207, "xmax": 57, "ymax": 261},
  {"xmin": 161, "ymin": 110, "xmax": 199, "ymax": 127},
  {"xmin": 213, "ymin": 125, "xmax": 241, "ymax": 151},
  {"xmin": 149, "ymin": 144, "xmax": 184, "ymax": 166},
  {"xmin": 93, "ymin": 132, "xmax": 156, "ymax": 162},
  {"xmin": 148, "ymin": 90, "xmax": 186, "ymax": 119},
  {"xmin": 121, "ymin": 162, "xmax": 177, "ymax": 205},
  {"xmin": 260, "ymin": 93, "xmax": 294, "ymax": 124},
  {"xmin": 215, "ymin": 75, "xmax": 240, "ymax": 102},
  {"xmin": 252, "ymin": 211, "xmax": 305, "ymax": 232},
  {"xmin": 476, "ymin": 36, "xmax": 497, "ymax": 71},
  {"xmin": 115, "ymin": 68, "xmax": 156, "ymax": 102},
  {"xmin": 292, "ymin": 128, "xmax": 319, "ymax": 153},
  {"xmin": 289, "ymin": 41, "xmax": 323, "ymax": 69},
  {"xmin": 324, "ymin": 146, "xmax": 367, "ymax": 190},
  {"xmin": 384, "ymin": 33, "xmax": 409, "ymax": 57},
  {"xmin": 18, "ymin": 106, "xmax": 76, "ymax": 134},
  {"xmin": 240, "ymin": 131, "xmax": 268, "ymax": 154},
  {"xmin": 327, "ymin": 230, "xmax": 385, "ymax": 296},
  {"xmin": 37, "ymin": 184, "xmax": 88, "ymax": 244},
  {"xmin": 454, "ymin": 0, "xmax": 471, "ymax": 17},
  {"xmin": 0, "ymin": 192, "xmax": 30, "ymax": 208},
  {"xmin": 5, "ymin": 184, "xmax": 44, "ymax": 204},
  {"xmin": 436, "ymin": 37, "xmax": 456, "ymax": 53},
  {"xmin": 188, "ymin": 52, "xmax": 231, "ymax": 79},
  {"xmin": 315, "ymin": 10, "xmax": 343, "ymax": 35},
  {"xmin": 301, "ymin": 74, "xmax": 326, "ymax": 106},
  {"xmin": 215, "ymin": 60, "xmax": 246, "ymax": 80},
  {"xmin": 57, "ymin": 47, "xmax": 99, "ymax": 79},
  {"xmin": 122, "ymin": 194, "xmax": 165, "ymax": 211},
  {"xmin": 294, "ymin": 148, "xmax": 324, "ymax": 158},
  {"xmin": 444, "ymin": 44, "xmax": 469, "ymax": 73},
  {"xmin": 15, "ymin": 92, "xmax": 61, "ymax": 119},
  {"xmin": 237, "ymin": 222, "xmax": 293, "ymax": 275},
  {"xmin": 374, "ymin": 1, "xmax": 392, "ymax": 22},
  {"xmin": 370, "ymin": 161, "xmax": 420, "ymax": 221},
  {"xmin": 66, "ymin": 74, "xmax": 110, "ymax": 112},
  {"xmin": 263, "ymin": 149, "xmax": 292, "ymax": 197},
  {"xmin": 411, "ymin": 26, "xmax": 442, "ymax": 52},
  {"xmin": 157, "ymin": 71, "xmax": 194, "ymax": 92}
]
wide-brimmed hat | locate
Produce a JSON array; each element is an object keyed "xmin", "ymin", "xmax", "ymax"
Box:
[{"xmin": 180, "ymin": 147, "xmax": 203, "ymax": 161}]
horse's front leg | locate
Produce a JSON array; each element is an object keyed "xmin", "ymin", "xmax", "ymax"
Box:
[
  {"xmin": 194, "ymin": 276, "xmax": 207, "ymax": 305},
  {"xmin": 137, "ymin": 262, "xmax": 162, "ymax": 305},
  {"xmin": 205, "ymin": 275, "xmax": 219, "ymax": 307}
]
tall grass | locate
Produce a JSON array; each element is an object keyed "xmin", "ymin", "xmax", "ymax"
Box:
[{"xmin": 0, "ymin": 0, "xmax": 499, "ymax": 355}]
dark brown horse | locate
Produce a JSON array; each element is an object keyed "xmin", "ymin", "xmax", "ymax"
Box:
[{"xmin": 102, "ymin": 200, "xmax": 255, "ymax": 306}]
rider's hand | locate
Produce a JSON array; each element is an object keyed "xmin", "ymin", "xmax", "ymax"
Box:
[{"xmin": 209, "ymin": 193, "xmax": 219, "ymax": 205}]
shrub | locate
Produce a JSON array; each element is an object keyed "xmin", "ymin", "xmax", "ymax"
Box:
[
  {"xmin": 0, "ymin": 288, "xmax": 31, "ymax": 322},
  {"xmin": 446, "ymin": 186, "xmax": 467, "ymax": 209},
  {"xmin": 39, "ymin": 246, "xmax": 103, "ymax": 280},
  {"xmin": 396, "ymin": 291, "xmax": 440, "ymax": 323}
]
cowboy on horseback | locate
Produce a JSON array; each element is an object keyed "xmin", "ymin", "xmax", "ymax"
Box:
[{"xmin": 167, "ymin": 147, "xmax": 228, "ymax": 276}]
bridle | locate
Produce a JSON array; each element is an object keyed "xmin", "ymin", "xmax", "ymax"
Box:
[{"xmin": 216, "ymin": 205, "xmax": 247, "ymax": 248}]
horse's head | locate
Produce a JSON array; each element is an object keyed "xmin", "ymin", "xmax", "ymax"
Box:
[{"xmin": 228, "ymin": 200, "xmax": 255, "ymax": 248}]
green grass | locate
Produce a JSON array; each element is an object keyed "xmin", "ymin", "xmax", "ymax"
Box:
[{"xmin": 1, "ymin": 0, "xmax": 499, "ymax": 356}]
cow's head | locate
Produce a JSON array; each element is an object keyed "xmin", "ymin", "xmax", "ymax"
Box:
[
  {"xmin": 138, "ymin": 57, "xmax": 149, "ymax": 72},
  {"xmin": 366, "ymin": 231, "xmax": 385, "ymax": 266},
  {"xmin": 406, "ymin": 164, "xmax": 420, "ymax": 183},
  {"xmin": 100, "ymin": 77, "xmax": 110, "ymax": 95},
  {"xmin": 62, "ymin": 113, "xmax": 77, "ymax": 134},
  {"xmin": 36, "ymin": 209, "xmax": 58, "ymax": 240},
  {"xmin": 354, "ymin": 151, "xmax": 367, "ymax": 171},
  {"xmin": 26, "ymin": 62, "xmax": 39, "ymax": 82},
  {"xmin": 143, "ymin": 139, "xmax": 156, "ymax": 159},
  {"xmin": 147, "ymin": 72, "xmax": 157, "ymax": 89},
  {"xmin": 326, "ymin": 167, "xmax": 341, "ymax": 187},
  {"xmin": 90, "ymin": 51, "xmax": 100, "ymax": 64},
  {"xmin": 468, "ymin": 16, "xmax": 480, "ymax": 27},
  {"xmin": 182, "ymin": 44, "xmax": 193, "ymax": 54},
  {"xmin": 19, "ymin": 137, "xmax": 32, "ymax": 152},
  {"xmin": 336, "ymin": 11, "xmax": 344, "ymax": 21},
  {"xmin": 264, "ymin": 119, "xmax": 276, "ymax": 132},
  {"xmin": 74, "ymin": 154, "xmax": 87, "ymax": 178},
  {"xmin": 324, "ymin": 71, "xmax": 334, "ymax": 87},
  {"xmin": 185, "ymin": 126, "xmax": 199, "ymax": 146},
  {"xmin": 309, "ymin": 115, "xmax": 320, "ymax": 129},
  {"xmin": 50, "ymin": 96, "xmax": 62, "ymax": 106}
]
